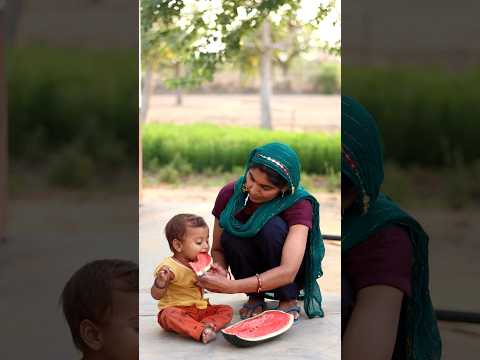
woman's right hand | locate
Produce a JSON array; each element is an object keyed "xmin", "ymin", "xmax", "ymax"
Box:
[{"xmin": 209, "ymin": 263, "xmax": 228, "ymax": 278}]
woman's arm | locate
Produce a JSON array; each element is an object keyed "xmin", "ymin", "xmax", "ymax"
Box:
[
  {"xmin": 235, "ymin": 224, "xmax": 308, "ymax": 291},
  {"xmin": 198, "ymin": 224, "xmax": 308, "ymax": 293},
  {"xmin": 342, "ymin": 285, "xmax": 403, "ymax": 360},
  {"xmin": 211, "ymin": 218, "xmax": 227, "ymax": 270}
]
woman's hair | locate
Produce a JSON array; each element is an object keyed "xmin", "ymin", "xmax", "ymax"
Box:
[
  {"xmin": 249, "ymin": 163, "xmax": 289, "ymax": 192},
  {"xmin": 341, "ymin": 173, "xmax": 355, "ymax": 194},
  {"xmin": 341, "ymin": 173, "xmax": 362, "ymax": 213}
]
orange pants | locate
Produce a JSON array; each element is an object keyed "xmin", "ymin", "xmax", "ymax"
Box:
[{"xmin": 158, "ymin": 304, "xmax": 233, "ymax": 341}]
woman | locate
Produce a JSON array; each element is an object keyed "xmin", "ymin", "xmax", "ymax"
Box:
[
  {"xmin": 341, "ymin": 96, "xmax": 441, "ymax": 359},
  {"xmin": 197, "ymin": 142, "xmax": 324, "ymax": 321}
]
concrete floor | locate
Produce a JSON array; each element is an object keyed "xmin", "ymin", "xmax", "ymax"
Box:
[{"xmin": 139, "ymin": 187, "xmax": 341, "ymax": 359}]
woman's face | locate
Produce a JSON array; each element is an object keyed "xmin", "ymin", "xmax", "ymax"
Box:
[
  {"xmin": 245, "ymin": 168, "xmax": 286, "ymax": 204},
  {"xmin": 341, "ymin": 174, "xmax": 358, "ymax": 212}
]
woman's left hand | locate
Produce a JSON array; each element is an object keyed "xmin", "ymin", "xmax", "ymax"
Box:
[{"xmin": 196, "ymin": 271, "xmax": 234, "ymax": 293}]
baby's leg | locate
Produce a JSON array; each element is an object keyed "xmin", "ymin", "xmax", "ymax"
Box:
[
  {"xmin": 199, "ymin": 304, "xmax": 234, "ymax": 331},
  {"xmin": 158, "ymin": 306, "xmax": 205, "ymax": 341}
]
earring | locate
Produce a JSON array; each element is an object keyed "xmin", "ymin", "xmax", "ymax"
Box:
[
  {"xmin": 242, "ymin": 184, "xmax": 248, "ymax": 193},
  {"xmin": 281, "ymin": 191, "xmax": 285, "ymax": 198}
]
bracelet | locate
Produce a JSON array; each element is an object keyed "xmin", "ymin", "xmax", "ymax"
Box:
[{"xmin": 255, "ymin": 273, "xmax": 263, "ymax": 293}]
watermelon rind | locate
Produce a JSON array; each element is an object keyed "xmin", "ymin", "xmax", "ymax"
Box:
[
  {"xmin": 221, "ymin": 310, "xmax": 294, "ymax": 347},
  {"xmin": 189, "ymin": 253, "xmax": 212, "ymax": 277}
]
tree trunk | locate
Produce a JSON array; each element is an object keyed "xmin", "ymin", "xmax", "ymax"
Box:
[
  {"xmin": 0, "ymin": 7, "xmax": 8, "ymax": 242},
  {"xmin": 260, "ymin": 20, "xmax": 272, "ymax": 129},
  {"xmin": 281, "ymin": 62, "xmax": 291, "ymax": 92},
  {"xmin": 139, "ymin": 64, "xmax": 153, "ymax": 204},
  {"xmin": 174, "ymin": 63, "xmax": 183, "ymax": 106},
  {"xmin": 5, "ymin": 0, "xmax": 23, "ymax": 43},
  {"xmin": 139, "ymin": 121, "xmax": 143, "ymax": 205},
  {"xmin": 140, "ymin": 64, "xmax": 153, "ymax": 123}
]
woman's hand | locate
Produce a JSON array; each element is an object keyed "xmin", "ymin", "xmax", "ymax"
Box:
[{"xmin": 196, "ymin": 271, "xmax": 234, "ymax": 293}]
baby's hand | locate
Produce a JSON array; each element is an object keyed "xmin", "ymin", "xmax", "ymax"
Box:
[{"xmin": 155, "ymin": 266, "xmax": 175, "ymax": 288}]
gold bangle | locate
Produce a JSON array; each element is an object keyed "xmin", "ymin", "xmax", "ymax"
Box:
[{"xmin": 255, "ymin": 273, "xmax": 263, "ymax": 293}]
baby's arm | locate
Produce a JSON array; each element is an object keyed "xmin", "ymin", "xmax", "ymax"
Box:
[{"xmin": 151, "ymin": 266, "xmax": 175, "ymax": 300}]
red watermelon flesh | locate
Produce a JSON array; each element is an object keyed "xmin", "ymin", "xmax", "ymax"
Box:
[
  {"xmin": 189, "ymin": 252, "xmax": 212, "ymax": 276},
  {"xmin": 222, "ymin": 310, "xmax": 294, "ymax": 346}
]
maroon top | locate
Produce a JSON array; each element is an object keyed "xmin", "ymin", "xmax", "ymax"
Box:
[
  {"xmin": 342, "ymin": 225, "xmax": 413, "ymax": 335},
  {"xmin": 344, "ymin": 225, "xmax": 412, "ymax": 296},
  {"xmin": 212, "ymin": 181, "xmax": 313, "ymax": 229}
]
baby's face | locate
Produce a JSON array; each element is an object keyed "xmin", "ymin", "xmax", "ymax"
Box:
[
  {"xmin": 180, "ymin": 226, "xmax": 210, "ymax": 262},
  {"xmin": 99, "ymin": 289, "xmax": 138, "ymax": 360}
]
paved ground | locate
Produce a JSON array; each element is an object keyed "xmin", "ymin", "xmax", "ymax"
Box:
[{"xmin": 140, "ymin": 186, "xmax": 341, "ymax": 359}]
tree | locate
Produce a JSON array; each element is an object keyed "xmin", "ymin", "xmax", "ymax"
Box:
[
  {"xmin": 141, "ymin": 0, "xmax": 340, "ymax": 128},
  {"xmin": 0, "ymin": 4, "xmax": 7, "ymax": 242}
]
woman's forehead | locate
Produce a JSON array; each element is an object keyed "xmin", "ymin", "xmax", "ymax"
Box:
[{"xmin": 248, "ymin": 167, "xmax": 276, "ymax": 187}]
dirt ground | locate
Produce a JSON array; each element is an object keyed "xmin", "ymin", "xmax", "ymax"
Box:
[{"xmin": 146, "ymin": 94, "xmax": 340, "ymax": 133}]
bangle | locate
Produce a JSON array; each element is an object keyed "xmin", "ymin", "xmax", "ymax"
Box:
[{"xmin": 255, "ymin": 273, "xmax": 263, "ymax": 293}]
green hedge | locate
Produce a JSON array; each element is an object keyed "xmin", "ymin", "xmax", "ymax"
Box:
[
  {"xmin": 8, "ymin": 47, "xmax": 137, "ymax": 169},
  {"xmin": 143, "ymin": 123, "xmax": 340, "ymax": 175},
  {"xmin": 343, "ymin": 66, "xmax": 480, "ymax": 167}
]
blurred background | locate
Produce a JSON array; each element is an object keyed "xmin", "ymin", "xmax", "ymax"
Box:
[
  {"xmin": 140, "ymin": 0, "xmax": 341, "ymax": 191},
  {"xmin": 1, "ymin": 1, "xmax": 138, "ymax": 358},
  {"xmin": 343, "ymin": 0, "xmax": 480, "ymax": 357}
]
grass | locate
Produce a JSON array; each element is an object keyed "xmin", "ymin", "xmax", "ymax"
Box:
[
  {"xmin": 142, "ymin": 123, "xmax": 340, "ymax": 175},
  {"xmin": 143, "ymin": 169, "xmax": 338, "ymax": 193},
  {"xmin": 343, "ymin": 66, "xmax": 480, "ymax": 167},
  {"xmin": 7, "ymin": 46, "xmax": 137, "ymax": 188}
]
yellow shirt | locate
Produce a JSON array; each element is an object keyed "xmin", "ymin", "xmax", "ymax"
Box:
[{"xmin": 154, "ymin": 256, "xmax": 208, "ymax": 310}]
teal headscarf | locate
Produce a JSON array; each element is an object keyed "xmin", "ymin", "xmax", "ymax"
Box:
[
  {"xmin": 220, "ymin": 142, "xmax": 325, "ymax": 318},
  {"xmin": 342, "ymin": 96, "xmax": 442, "ymax": 359}
]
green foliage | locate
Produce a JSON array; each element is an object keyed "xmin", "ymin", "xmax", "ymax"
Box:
[
  {"xmin": 142, "ymin": 123, "xmax": 340, "ymax": 175},
  {"xmin": 141, "ymin": 0, "xmax": 338, "ymax": 88},
  {"xmin": 7, "ymin": 47, "xmax": 137, "ymax": 186},
  {"xmin": 343, "ymin": 66, "xmax": 480, "ymax": 167},
  {"xmin": 312, "ymin": 62, "xmax": 340, "ymax": 94},
  {"xmin": 48, "ymin": 143, "xmax": 95, "ymax": 188}
]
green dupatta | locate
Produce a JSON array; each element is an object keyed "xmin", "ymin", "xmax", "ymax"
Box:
[
  {"xmin": 219, "ymin": 142, "xmax": 325, "ymax": 318},
  {"xmin": 342, "ymin": 96, "xmax": 441, "ymax": 359}
]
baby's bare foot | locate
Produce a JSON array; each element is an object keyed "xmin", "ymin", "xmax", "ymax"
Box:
[{"xmin": 201, "ymin": 326, "xmax": 216, "ymax": 344}]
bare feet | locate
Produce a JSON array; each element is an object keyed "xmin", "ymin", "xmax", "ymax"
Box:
[
  {"xmin": 201, "ymin": 325, "xmax": 216, "ymax": 344},
  {"xmin": 239, "ymin": 297, "xmax": 265, "ymax": 319},
  {"xmin": 277, "ymin": 299, "xmax": 300, "ymax": 321}
]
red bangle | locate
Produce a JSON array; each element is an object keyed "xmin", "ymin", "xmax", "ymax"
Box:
[{"xmin": 255, "ymin": 273, "xmax": 263, "ymax": 293}]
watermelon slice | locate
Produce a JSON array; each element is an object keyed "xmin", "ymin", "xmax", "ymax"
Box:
[
  {"xmin": 189, "ymin": 252, "xmax": 212, "ymax": 277},
  {"xmin": 222, "ymin": 310, "xmax": 294, "ymax": 347}
]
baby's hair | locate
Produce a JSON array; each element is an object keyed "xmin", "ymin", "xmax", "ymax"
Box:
[
  {"xmin": 60, "ymin": 259, "xmax": 138, "ymax": 352},
  {"xmin": 165, "ymin": 214, "xmax": 208, "ymax": 251}
]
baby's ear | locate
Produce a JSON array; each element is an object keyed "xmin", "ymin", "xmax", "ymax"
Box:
[
  {"xmin": 79, "ymin": 319, "xmax": 103, "ymax": 351},
  {"xmin": 172, "ymin": 238, "xmax": 183, "ymax": 253}
]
